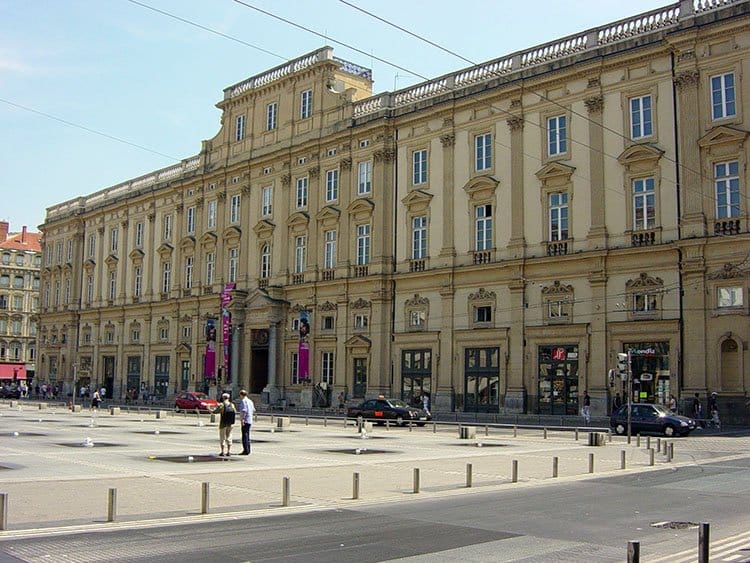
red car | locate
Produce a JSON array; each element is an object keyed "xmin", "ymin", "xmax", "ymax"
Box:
[{"xmin": 174, "ymin": 392, "xmax": 218, "ymax": 412}]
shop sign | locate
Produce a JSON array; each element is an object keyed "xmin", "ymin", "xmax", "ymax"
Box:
[
  {"xmin": 552, "ymin": 348, "xmax": 567, "ymax": 361},
  {"xmin": 629, "ymin": 347, "xmax": 657, "ymax": 356},
  {"xmin": 640, "ymin": 372, "xmax": 654, "ymax": 381},
  {"xmin": 568, "ymin": 352, "xmax": 578, "ymax": 359}
]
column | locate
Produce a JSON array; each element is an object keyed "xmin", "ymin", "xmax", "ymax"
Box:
[
  {"xmin": 262, "ymin": 316, "xmax": 282, "ymax": 405},
  {"xmin": 146, "ymin": 213, "xmax": 156, "ymax": 299},
  {"xmin": 373, "ymin": 147, "xmax": 395, "ymax": 272},
  {"xmin": 436, "ymin": 284, "xmax": 455, "ymax": 411},
  {"xmin": 588, "ymin": 271, "xmax": 608, "ymax": 416},
  {"xmin": 96, "ymin": 226, "xmax": 105, "ymax": 304},
  {"xmin": 585, "ymin": 95, "xmax": 608, "ymax": 249},
  {"xmin": 439, "ymin": 131, "xmax": 456, "ymax": 264},
  {"xmin": 307, "ymin": 166, "xmax": 321, "ymax": 278},
  {"xmin": 337, "ymin": 159, "xmax": 352, "ymax": 273},
  {"xmin": 674, "ymin": 70, "xmax": 705, "ymax": 237},
  {"xmin": 506, "ymin": 116, "xmax": 526, "ymax": 258},
  {"xmin": 506, "ymin": 279, "xmax": 526, "ymax": 412},
  {"xmin": 117, "ymin": 220, "xmax": 129, "ymax": 303}
]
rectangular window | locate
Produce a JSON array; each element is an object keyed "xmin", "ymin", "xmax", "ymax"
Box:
[
  {"xmin": 322, "ymin": 316, "xmax": 334, "ymax": 330},
  {"xmin": 290, "ymin": 352, "xmax": 299, "ymax": 385},
  {"xmin": 412, "ymin": 216, "xmax": 427, "ymax": 259},
  {"xmin": 13, "ymin": 275, "xmax": 23, "ymax": 289},
  {"xmin": 108, "ymin": 271, "xmax": 116, "ymax": 301},
  {"xmin": 630, "ymin": 95, "xmax": 653, "ymax": 139},
  {"xmin": 235, "ymin": 114, "xmax": 245, "ymax": 141},
  {"xmin": 134, "ymin": 266, "xmax": 142, "ymax": 297},
  {"xmin": 15, "ymin": 253, "xmax": 23, "ymax": 266},
  {"xmin": 358, "ymin": 160, "xmax": 372, "ymax": 195},
  {"xmin": 474, "ymin": 305, "xmax": 492, "ymax": 323},
  {"xmin": 186, "ymin": 206, "xmax": 195, "ymax": 234},
  {"xmin": 296, "ymin": 177, "xmax": 308, "ymax": 208},
  {"xmin": 88, "ymin": 233, "xmax": 96, "ymax": 257},
  {"xmin": 412, "ymin": 149, "xmax": 427, "ymax": 184},
  {"xmin": 717, "ymin": 286, "xmax": 743, "ymax": 308},
  {"xmin": 54, "ymin": 280, "xmax": 60, "ymax": 306},
  {"xmin": 300, "ymin": 89, "xmax": 312, "ymax": 119},
  {"xmin": 267, "ymin": 101, "xmax": 278, "ymax": 130},
  {"xmin": 207, "ymin": 200, "xmax": 217, "ymax": 229},
  {"xmin": 0, "ymin": 295, "xmax": 6, "ymax": 309},
  {"xmin": 548, "ymin": 192, "xmax": 569, "ymax": 241},
  {"xmin": 66, "ymin": 239, "xmax": 73, "ymax": 262},
  {"xmin": 475, "ymin": 204, "xmax": 492, "ymax": 251},
  {"xmin": 132, "ymin": 329, "xmax": 140, "ymax": 343},
  {"xmin": 163, "ymin": 214, "xmax": 172, "ymax": 240},
  {"xmin": 633, "ymin": 178, "xmax": 655, "ymax": 230},
  {"xmin": 409, "ymin": 310, "xmax": 425, "ymax": 328},
  {"xmin": 230, "ymin": 194, "xmax": 241, "ymax": 223},
  {"xmin": 321, "ymin": 351, "xmax": 334, "ymax": 385},
  {"xmin": 110, "ymin": 228, "xmax": 119, "ymax": 253},
  {"xmin": 56, "ymin": 241, "xmax": 62, "ymax": 263},
  {"xmin": 547, "ymin": 115, "xmax": 567, "ymax": 156},
  {"xmin": 13, "ymin": 295, "xmax": 23, "ymax": 311},
  {"xmin": 262, "ymin": 186, "xmax": 273, "ymax": 216},
  {"xmin": 135, "ymin": 222, "xmax": 143, "ymax": 247},
  {"xmin": 86, "ymin": 275, "xmax": 94, "ymax": 304},
  {"xmin": 715, "ymin": 161, "xmax": 740, "ymax": 218},
  {"xmin": 475, "ymin": 133, "xmax": 492, "ymax": 171},
  {"xmin": 206, "ymin": 252, "xmax": 215, "ymax": 285},
  {"xmin": 260, "ymin": 244, "xmax": 271, "ymax": 279},
  {"xmin": 294, "ymin": 235, "xmax": 306, "ymax": 274},
  {"xmin": 354, "ymin": 314, "xmax": 368, "ymax": 330},
  {"xmin": 711, "ymin": 72, "xmax": 736, "ymax": 120},
  {"xmin": 325, "ymin": 169, "xmax": 339, "ymax": 202},
  {"xmin": 162, "ymin": 261, "xmax": 171, "ymax": 293},
  {"xmin": 64, "ymin": 279, "xmax": 70, "ymax": 304},
  {"xmin": 356, "ymin": 224, "xmax": 370, "ymax": 265},
  {"xmin": 184, "ymin": 256, "xmax": 193, "ymax": 289},
  {"xmin": 228, "ymin": 248, "xmax": 238, "ymax": 283},
  {"xmin": 633, "ymin": 292, "xmax": 658, "ymax": 313},
  {"xmin": 324, "ymin": 230, "xmax": 337, "ymax": 270}
]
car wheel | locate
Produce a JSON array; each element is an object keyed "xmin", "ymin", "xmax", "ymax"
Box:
[
  {"xmin": 396, "ymin": 415, "xmax": 405, "ymax": 426},
  {"xmin": 416, "ymin": 422, "xmax": 426, "ymax": 427},
  {"xmin": 663, "ymin": 424, "xmax": 676, "ymax": 437},
  {"xmin": 614, "ymin": 423, "xmax": 626, "ymax": 435}
]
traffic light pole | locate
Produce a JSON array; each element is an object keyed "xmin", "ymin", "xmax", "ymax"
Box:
[{"xmin": 626, "ymin": 350, "xmax": 633, "ymax": 444}]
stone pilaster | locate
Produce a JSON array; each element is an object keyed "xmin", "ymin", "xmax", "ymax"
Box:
[
  {"xmin": 587, "ymin": 269, "xmax": 608, "ymax": 416},
  {"xmin": 585, "ymin": 95, "xmax": 608, "ymax": 249},
  {"xmin": 506, "ymin": 116, "xmax": 526, "ymax": 258},
  {"xmin": 439, "ymin": 131, "xmax": 456, "ymax": 264},
  {"xmin": 505, "ymin": 278, "xmax": 526, "ymax": 412},
  {"xmin": 435, "ymin": 284, "xmax": 455, "ymax": 411}
]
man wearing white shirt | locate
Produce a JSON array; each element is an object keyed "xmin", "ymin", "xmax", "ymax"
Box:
[{"xmin": 238, "ymin": 389, "xmax": 255, "ymax": 455}]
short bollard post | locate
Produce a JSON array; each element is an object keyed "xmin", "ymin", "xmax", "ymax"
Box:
[
  {"xmin": 432, "ymin": 421, "xmax": 436, "ymax": 433},
  {"xmin": 649, "ymin": 448, "xmax": 655, "ymax": 466},
  {"xmin": 352, "ymin": 472, "xmax": 360, "ymax": 500},
  {"xmin": 324, "ymin": 417, "xmax": 328, "ymax": 427},
  {"xmin": 552, "ymin": 456, "xmax": 559, "ymax": 478},
  {"xmin": 409, "ymin": 421, "xmax": 413, "ymax": 432},
  {"xmin": 413, "ymin": 468, "xmax": 420, "ymax": 494},
  {"xmin": 669, "ymin": 442, "xmax": 675, "ymax": 460},
  {"xmin": 107, "ymin": 488, "xmax": 117, "ymax": 522},
  {"xmin": 589, "ymin": 452, "xmax": 595, "ymax": 474},
  {"xmin": 0, "ymin": 493, "xmax": 7, "ymax": 531},
  {"xmin": 667, "ymin": 443, "xmax": 673, "ymax": 462},
  {"xmin": 621, "ymin": 450, "xmax": 626, "ymax": 470},
  {"xmin": 485, "ymin": 425, "xmax": 489, "ymax": 437},
  {"xmin": 656, "ymin": 437, "xmax": 661, "ymax": 452},
  {"xmin": 627, "ymin": 540, "xmax": 640, "ymax": 563},
  {"xmin": 663, "ymin": 440, "xmax": 668, "ymax": 455},
  {"xmin": 543, "ymin": 428, "xmax": 548, "ymax": 439},
  {"xmin": 386, "ymin": 420, "xmax": 390, "ymax": 430},
  {"xmin": 466, "ymin": 463, "xmax": 473, "ymax": 488},
  {"xmin": 305, "ymin": 416, "xmax": 308, "ymax": 426},
  {"xmin": 343, "ymin": 417, "xmax": 347, "ymax": 428},
  {"xmin": 608, "ymin": 430, "xmax": 612, "ymax": 442},
  {"xmin": 698, "ymin": 522, "xmax": 710, "ymax": 563},
  {"xmin": 636, "ymin": 434, "xmax": 641, "ymax": 448},
  {"xmin": 513, "ymin": 425, "xmax": 517, "ymax": 438},
  {"xmin": 646, "ymin": 436, "xmax": 651, "ymax": 450},
  {"xmin": 511, "ymin": 460, "xmax": 518, "ymax": 483},
  {"xmin": 201, "ymin": 482, "xmax": 209, "ymax": 514},
  {"xmin": 575, "ymin": 427, "xmax": 579, "ymax": 441},
  {"xmin": 282, "ymin": 477, "xmax": 290, "ymax": 507}
]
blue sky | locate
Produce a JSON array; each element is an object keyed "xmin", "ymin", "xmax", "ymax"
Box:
[{"xmin": 0, "ymin": 0, "xmax": 670, "ymax": 232}]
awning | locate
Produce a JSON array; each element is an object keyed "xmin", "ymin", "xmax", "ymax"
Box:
[{"xmin": 0, "ymin": 363, "xmax": 27, "ymax": 381}]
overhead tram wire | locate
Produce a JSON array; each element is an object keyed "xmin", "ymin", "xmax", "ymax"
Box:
[
  {"xmin": 0, "ymin": 98, "xmax": 180, "ymax": 161},
  {"xmin": 335, "ymin": 0, "xmax": 724, "ymax": 210}
]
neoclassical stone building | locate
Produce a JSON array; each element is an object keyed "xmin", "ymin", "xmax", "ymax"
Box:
[{"xmin": 40, "ymin": 0, "xmax": 749, "ymax": 419}]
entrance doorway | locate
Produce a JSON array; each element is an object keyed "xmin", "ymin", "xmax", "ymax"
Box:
[
  {"xmin": 353, "ymin": 358, "xmax": 367, "ymax": 398},
  {"xmin": 251, "ymin": 349, "xmax": 268, "ymax": 394},
  {"xmin": 103, "ymin": 356, "xmax": 115, "ymax": 399}
]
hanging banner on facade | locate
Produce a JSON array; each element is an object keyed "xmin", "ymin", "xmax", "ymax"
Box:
[
  {"xmin": 221, "ymin": 283, "xmax": 235, "ymax": 383},
  {"xmin": 204, "ymin": 319, "xmax": 217, "ymax": 380},
  {"xmin": 298, "ymin": 309, "xmax": 310, "ymax": 381}
]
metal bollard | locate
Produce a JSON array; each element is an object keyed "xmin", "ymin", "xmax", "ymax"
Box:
[
  {"xmin": 646, "ymin": 436, "xmax": 651, "ymax": 450},
  {"xmin": 636, "ymin": 434, "xmax": 641, "ymax": 448},
  {"xmin": 656, "ymin": 437, "xmax": 661, "ymax": 452},
  {"xmin": 575, "ymin": 427, "xmax": 579, "ymax": 441},
  {"xmin": 305, "ymin": 417, "xmax": 309, "ymax": 426},
  {"xmin": 432, "ymin": 421, "xmax": 436, "ymax": 433},
  {"xmin": 608, "ymin": 430, "xmax": 612, "ymax": 442},
  {"xmin": 107, "ymin": 488, "xmax": 117, "ymax": 522},
  {"xmin": 698, "ymin": 522, "xmax": 710, "ymax": 563},
  {"xmin": 201, "ymin": 482, "xmax": 209, "ymax": 514},
  {"xmin": 627, "ymin": 540, "xmax": 640, "ymax": 563},
  {"xmin": 352, "ymin": 472, "xmax": 360, "ymax": 500},
  {"xmin": 282, "ymin": 477, "xmax": 290, "ymax": 507},
  {"xmin": 413, "ymin": 468, "xmax": 420, "ymax": 494},
  {"xmin": 409, "ymin": 421, "xmax": 413, "ymax": 432},
  {"xmin": 511, "ymin": 460, "xmax": 518, "ymax": 483},
  {"xmin": 667, "ymin": 442, "xmax": 673, "ymax": 462},
  {"xmin": 649, "ymin": 448, "xmax": 655, "ymax": 466},
  {"xmin": 0, "ymin": 493, "xmax": 7, "ymax": 531},
  {"xmin": 466, "ymin": 463, "xmax": 473, "ymax": 488},
  {"xmin": 485, "ymin": 425, "xmax": 489, "ymax": 437},
  {"xmin": 344, "ymin": 416, "xmax": 347, "ymax": 428},
  {"xmin": 589, "ymin": 453, "xmax": 595, "ymax": 474},
  {"xmin": 552, "ymin": 456, "xmax": 558, "ymax": 478},
  {"xmin": 324, "ymin": 417, "xmax": 327, "ymax": 427},
  {"xmin": 543, "ymin": 428, "xmax": 548, "ymax": 439},
  {"xmin": 621, "ymin": 450, "xmax": 626, "ymax": 470}
]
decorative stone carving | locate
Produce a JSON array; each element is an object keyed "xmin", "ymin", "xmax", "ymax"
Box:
[
  {"xmin": 290, "ymin": 304, "xmax": 307, "ymax": 313},
  {"xmin": 217, "ymin": 191, "xmax": 227, "ymax": 201},
  {"xmin": 120, "ymin": 219, "xmax": 129, "ymax": 228},
  {"xmin": 281, "ymin": 174, "xmax": 292, "ymax": 187},
  {"xmin": 677, "ymin": 50, "xmax": 695, "ymax": 62},
  {"xmin": 674, "ymin": 70, "xmax": 700, "ymax": 90},
  {"xmin": 241, "ymin": 185, "xmax": 251, "ymax": 195},
  {"xmin": 405, "ymin": 293, "xmax": 429, "ymax": 307},
  {"xmin": 626, "ymin": 272, "xmax": 664, "ymax": 289},
  {"xmin": 510, "ymin": 99, "xmax": 522, "ymax": 109},
  {"xmin": 542, "ymin": 280, "xmax": 574, "ymax": 295},
  {"xmin": 506, "ymin": 116, "xmax": 524, "ymax": 131},
  {"xmin": 340, "ymin": 157, "xmax": 352, "ymax": 170},
  {"xmin": 319, "ymin": 301, "xmax": 337, "ymax": 311},
  {"xmin": 440, "ymin": 133, "xmax": 455, "ymax": 147},
  {"xmin": 307, "ymin": 165, "xmax": 320, "ymax": 179},
  {"xmin": 587, "ymin": 77, "xmax": 600, "ymax": 89},
  {"xmin": 374, "ymin": 149, "xmax": 396, "ymax": 163},
  {"xmin": 442, "ymin": 118, "xmax": 453, "ymax": 128},
  {"xmin": 351, "ymin": 298, "xmax": 371, "ymax": 309},
  {"xmin": 584, "ymin": 95, "xmax": 604, "ymax": 114},
  {"xmin": 469, "ymin": 287, "xmax": 496, "ymax": 301},
  {"xmin": 708, "ymin": 262, "xmax": 750, "ymax": 280},
  {"xmin": 175, "ymin": 203, "xmax": 184, "ymax": 213}
]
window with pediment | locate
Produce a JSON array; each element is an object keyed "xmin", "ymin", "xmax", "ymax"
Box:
[
  {"xmin": 542, "ymin": 280, "xmax": 573, "ymax": 324},
  {"xmin": 468, "ymin": 287, "xmax": 496, "ymax": 329},
  {"xmin": 617, "ymin": 144, "xmax": 664, "ymax": 246},
  {"xmin": 626, "ymin": 273, "xmax": 663, "ymax": 320},
  {"xmin": 536, "ymin": 162, "xmax": 574, "ymax": 256},
  {"xmin": 708, "ymin": 262, "xmax": 749, "ymax": 316},
  {"xmin": 404, "ymin": 294, "xmax": 429, "ymax": 332},
  {"xmin": 157, "ymin": 318, "xmax": 170, "ymax": 341}
]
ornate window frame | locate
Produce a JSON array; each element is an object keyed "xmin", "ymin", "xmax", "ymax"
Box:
[
  {"xmin": 468, "ymin": 287, "xmax": 496, "ymax": 329},
  {"xmin": 541, "ymin": 280, "xmax": 574, "ymax": 324},
  {"xmin": 404, "ymin": 293, "xmax": 429, "ymax": 332},
  {"xmin": 625, "ymin": 273, "xmax": 663, "ymax": 320},
  {"xmin": 708, "ymin": 262, "xmax": 749, "ymax": 316}
]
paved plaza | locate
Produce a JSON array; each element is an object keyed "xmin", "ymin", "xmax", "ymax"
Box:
[{"xmin": 0, "ymin": 400, "xmax": 748, "ymax": 537}]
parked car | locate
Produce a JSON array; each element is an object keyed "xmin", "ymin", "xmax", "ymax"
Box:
[
  {"xmin": 174, "ymin": 392, "xmax": 218, "ymax": 412},
  {"xmin": 0, "ymin": 385, "xmax": 21, "ymax": 399},
  {"xmin": 347, "ymin": 397, "xmax": 431, "ymax": 426},
  {"xmin": 610, "ymin": 403, "xmax": 696, "ymax": 437}
]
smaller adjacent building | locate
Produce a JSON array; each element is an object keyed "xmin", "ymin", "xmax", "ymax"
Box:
[{"xmin": 0, "ymin": 221, "xmax": 42, "ymax": 386}]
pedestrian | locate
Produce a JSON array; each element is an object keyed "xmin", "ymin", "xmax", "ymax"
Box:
[
  {"xmin": 100, "ymin": 386, "xmax": 106, "ymax": 399},
  {"xmin": 693, "ymin": 393, "xmax": 704, "ymax": 428},
  {"xmin": 612, "ymin": 392, "xmax": 622, "ymax": 413},
  {"xmin": 421, "ymin": 392, "xmax": 431, "ymax": 416},
  {"xmin": 582, "ymin": 391, "xmax": 591, "ymax": 424},
  {"xmin": 668, "ymin": 394, "xmax": 677, "ymax": 412},
  {"xmin": 338, "ymin": 391, "xmax": 346, "ymax": 410},
  {"xmin": 91, "ymin": 389, "xmax": 101, "ymax": 410},
  {"xmin": 709, "ymin": 392, "xmax": 721, "ymax": 430},
  {"xmin": 213, "ymin": 393, "xmax": 236, "ymax": 457},
  {"xmin": 238, "ymin": 389, "xmax": 255, "ymax": 455}
]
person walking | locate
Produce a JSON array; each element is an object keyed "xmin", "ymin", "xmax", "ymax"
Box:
[
  {"xmin": 693, "ymin": 393, "xmax": 704, "ymax": 428},
  {"xmin": 668, "ymin": 394, "xmax": 677, "ymax": 412},
  {"xmin": 612, "ymin": 392, "xmax": 622, "ymax": 413},
  {"xmin": 238, "ymin": 389, "xmax": 255, "ymax": 455},
  {"xmin": 91, "ymin": 389, "xmax": 101, "ymax": 411},
  {"xmin": 709, "ymin": 392, "xmax": 721, "ymax": 430},
  {"xmin": 582, "ymin": 391, "xmax": 591, "ymax": 424},
  {"xmin": 213, "ymin": 393, "xmax": 236, "ymax": 457},
  {"xmin": 421, "ymin": 392, "xmax": 431, "ymax": 417}
]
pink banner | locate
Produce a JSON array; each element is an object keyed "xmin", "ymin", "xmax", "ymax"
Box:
[
  {"xmin": 204, "ymin": 319, "xmax": 216, "ymax": 379},
  {"xmin": 298, "ymin": 310, "xmax": 310, "ymax": 381},
  {"xmin": 221, "ymin": 283, "xmax": 235, "ymax": 382}
]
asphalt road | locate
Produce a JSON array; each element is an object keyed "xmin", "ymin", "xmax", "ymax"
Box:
[{"xmin": 2, "ymin": 456, "xmax": 749, "ymax": 563}]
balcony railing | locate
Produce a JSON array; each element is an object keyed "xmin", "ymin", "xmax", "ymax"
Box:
[
  {"xmin": 472, "ymin": 250, "xmax": 492, "ymax": 264},
  {"xmin": 409, "ymin": 259, "xmax": 426, "ymax": 272},
  {"xmin": 202, "ymin": 285, "xmax": 213, "ymax": 295},
  {"xmin": 631, "ymin": 229, "xmax": 659, "ymax": 247},
  {"xmin": 322, "ymin": 269, "xmax": 335, "ymax": 281},
  {"xmin": 547, "ymin": 240, "xmax": 570, "ymax": 256},
  {"xmin": 354, "ymin": 265, "xmax": 369, "ymax": 278},
  {"xmin": 292, "ymin": 274, "xmax": 305, "ymax": 285},
  {"xmin": 714, "ymin": 218, "xmax": 742, "ymax": 236},
  {"xmin": 258, "ymin": 278, "xmax": 269, "ymax": 289}
]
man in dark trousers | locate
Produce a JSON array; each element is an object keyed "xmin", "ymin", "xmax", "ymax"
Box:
[{"xmin": 238, "ymin": 389, "xmax": 255, "ymax": 455}]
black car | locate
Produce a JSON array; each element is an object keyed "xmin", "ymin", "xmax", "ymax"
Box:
[
  {"xmin": 610, "ymin": 403, "xmax": 696, "ymax": 437},
  {"xmin": 347, "ymin": 397, "xmax": 431, "ymax": 426}
]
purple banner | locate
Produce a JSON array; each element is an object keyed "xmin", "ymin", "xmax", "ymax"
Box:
[
  {"xmin": 221, "ymin": 283, "xmax": 235, "ymax": 382},
  {"xmin": 204, "ymin": 319, "xmax": 216, "ymax": 379},
  {"xmin": 298, "ymin": 310, "xmax": 310, "ymax": 381}
]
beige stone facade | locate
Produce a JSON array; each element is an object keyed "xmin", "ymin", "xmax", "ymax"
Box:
[{"xmin": 40, "ymin": 1, "xmax": 749, "ymax": 419}]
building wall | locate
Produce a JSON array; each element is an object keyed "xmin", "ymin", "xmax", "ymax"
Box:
[{"xmin": 39, "ymin": 4, "xmax": 750, "ymax": 419}]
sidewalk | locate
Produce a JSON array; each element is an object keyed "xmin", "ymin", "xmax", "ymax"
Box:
[{"xmin": 0, "ymin": 401, "xmax": 747, "ymax": 536}]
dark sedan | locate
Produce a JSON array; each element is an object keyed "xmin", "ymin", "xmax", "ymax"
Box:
[
  {"xmin": 611, "ymin": 403, "xmax": 696, "ymax": 437},
  {"xmin": 347, "ymin": 397, "xmax": 431, "ymax": 426},
  {"xmin": 174, "ymin": 392, "xmax": 218, "ymax": 412}
]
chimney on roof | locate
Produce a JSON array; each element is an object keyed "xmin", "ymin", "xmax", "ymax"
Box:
[
  {"xmin": 0, "ymin": 221, "xmax": 8, "ymax": 243},
  {"xmin": 21, "ymin": 226, "xmax": 27, "ymax": 243}
]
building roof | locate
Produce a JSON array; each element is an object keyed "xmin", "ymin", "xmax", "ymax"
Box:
[{"xmin": 0, "ymin": 228, "xmax": 42, "ymax": 253}]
